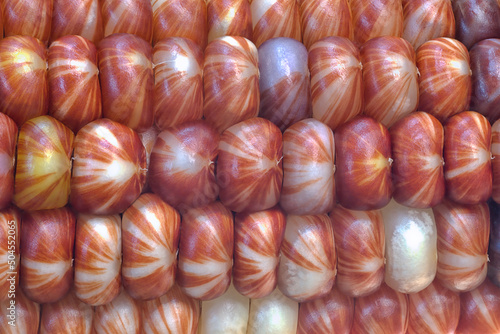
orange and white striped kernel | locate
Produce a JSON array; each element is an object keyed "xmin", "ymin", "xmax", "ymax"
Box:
[
  {"xmin": 13, "ymin": 116, "xmax": 74, "ymax": 211},
  {"xmin": 278, "ymin": 214, "xmax": 336, "ymax": 303},
  {"xmin": 149, "ymin": 120, "xmax": 219, "ymax": 211},
  {"xmin": 417, "ymin": 38, "xmax": 472, "ymax": 122},
  {"xmin": 456, "ymin": 278, "xmax": 500, "ymax": 334},
  {"xmin": 280, "ymin": 119, "xmax": 335, "ymax": 215},
  {"xmin": 142, "ymin": 284, "xmax": 200, "ymax": 334},
  {"xmin": 0, "ymin": 35, "xmax": 48, "ymax": 126},
  {"xmin": 207, "ymin": 0, "xmax": 253, "ymax": 42},
  {"xmin": 402, "ymin": 0, "xmax": 455, "ymax": 50},
  {"xmin": 351, "ymin": 283, "xmax": 409, "ymax": 334},
  {"xmin": 251, "ymin": 0, "xmax": 301, "ymax": 48},
  {"xmin": 203, "ymin": 36, "xmax": 259, "ymax": 133},
  {"xmin": 350, "ymin": 0, "xmax": 404, "ymax": 46},
  {"xmin": 70, "ymin": 118, "xmax": 147, "ymax": 215},
  {"xmin": 153, "ymin": 37, "xmax": 204, "ymax": 130},
  {"xmin": 151, "ymin": 0, "xmax": 207, "ymax": 48},
  {"xmin": 330, "ymin": 206, "xmax": 385, "ymax": 298},
  {"xmin": 360, "ymin": 36, "xmax": 419, "ymax": 128},
  {"xmin": 2, "ymin": 0, "xmax": 52, "ymax": 45},
  {"xmin": 48, "ymin": 35, "xmax": 101, "ymax": 133},
  {"xmin": 100, "ymin": 0, "xmax": 152, "ymax": 42},
  {"xmin": 308, "ymin": 36, "xmax": 363, "ymax": 131},
  {"xmin": 443, "ymin": 111, "xmax": 492, "ymax": 204},
  {"xmin": 93, "ymin": 288, "xmax": 142, "ymax": 334},
  {"xmin": 50, "ymin": 0, "xmax": 103, "ymax": 44},
  {"xmin": 233, "ymin": 207, "xmax": 286, "ymax": 299},
  {"xmin": 0, "ymin": 289, "xmax": 40, "ymax": 334},
  {"xmin": 297, "ymin": 286, "xmax": 354, "ymax": 334},
  {"xmin": 122, "ymin": 193, "xmax": 180, "ymax": 300},
  {"xmin": 407, "ymin": 279, "xmax": 460, "ymax": 334},
  {"xmin": 390, "ymin": 111, "xmax": 445, "ymax": 209},
  {"xmin": 0, "ymin": 113, "xmax": 17, "ymax": 209},
  {"xmin": 432, "ymin": 199, "xmax": 490, "ymax": 292},
  {"xmin": 98, "ymin": 33, "xmax": 154, "ymax": 132},
  {"xmin": 217, "ymin": 117, "xmax": 283, "ymax": 213},
  {"xmin": 39, "ymin": 290, "xmax": 93, "ymax": 334},
  {"xmin": 20, "ymin": 207, "xmax": 75, "ymax": 304},
  {"xmin": 334, "ymin": 116, "xmax": 393, "ymax": 211},
  {"xmin": 74, "ymin": 214, "xmax": 121, "ymax": 306},
  {"xmin": 299, "ymin": 0, "xmax": 353, "ymax": 50},
  {"xmin": 177, "ymin": 202, "xmax": 233, "ymax": 301}
]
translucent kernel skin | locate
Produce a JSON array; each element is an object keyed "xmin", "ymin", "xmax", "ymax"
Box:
[
  {"xmin": 199, "ymin": 283, "xmax": 250, "ymax": 334},
  {"xmin": 382, "ymin": 199, "xmax": 437, "ymax": 294},
  {"xmin": 247, "ymin": 288, "xmax": 299, "ymax": 334}
]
